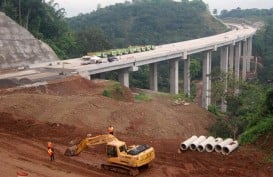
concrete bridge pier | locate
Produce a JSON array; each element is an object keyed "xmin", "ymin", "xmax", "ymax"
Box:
[
  {"xmin": 170, "ymin": 58, "xmax": 179, "ymax": 94},
  {"xmin": 242, "ymin": 40, "xmax": 248, "ymax": 81},
  {"xmin": 149, "ymin": 63, "xmax": 158, "ymax": 91},
  {"xmin": 228, "ymin": 45, "xmax": 235, "ymax": 72},
  {"xmin": 184, "ymin": 56, "xmax": 191, "ymax": 96},
  {"xmin": 118, "ymin": 68, "xmax": 130, "ymax": 87},
  {"xmin": 247, "ymin": 37, "xmax": 253, "ymax": 72},
  {"xmin": 220, "ymin": 46, "xmax": 229, "ymax": 112},
  {"xmin": 79, "ymin": 71, "xmax": 91, "ymax": 80},
  {"xmin": 202, "ymin": 51, "xmax": 212, "ymax": 109},
  {"xmin": 234, "ymin": 42, "xmax": 241, "ymax": 94}
]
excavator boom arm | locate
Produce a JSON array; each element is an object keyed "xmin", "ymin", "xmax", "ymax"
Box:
[{"xmin": 65, "ymin": 134, "xmax": 118, "ymax": 156}]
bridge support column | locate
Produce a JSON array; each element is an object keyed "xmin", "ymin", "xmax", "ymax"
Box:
[
  {"xmin": 202, "ymin": 51, "xmax": 211, "ymax": 109},
  {"xmin": 234, "ymin": 42, "xmax": 241, "ymax": 94},
  {"xmin": 247, "ymin": 37, "xmax": 253, "ymax": 72},
  {"xmin": 79, "ymin": 71, "xmax": 91, "ymax": 80},
  {"xmin": 228, "ymin": 45, "xmax": 234, "ymax": 72},
  {"xmin": 118, "ymin": 68, "xmax": 129, "ymax": 87},
  {"xmin": 170, "ymin": 58, "xmax": 179, "ymax": 94},
  {"xmin": 220, "ymin": 46, "xmax": 229, "ymax": 112},
  {"xmin": 149, "ymin": 63, "xmax": 158, "ymax": 91},
  {"xmin": 184, "ymin": 56, "xmax": 191, "ymax": 96},
  {"xmin": 242, "ymin": 40, "xmax": 248, "ymax": 81}
]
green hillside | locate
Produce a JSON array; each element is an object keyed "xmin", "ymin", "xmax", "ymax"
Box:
[{"xmin": 68, "ymin": 0, "xmax": 227, "ymax": 48}]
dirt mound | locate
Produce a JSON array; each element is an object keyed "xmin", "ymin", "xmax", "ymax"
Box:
[
  {"xmin": 0, "ymin": 76, "xmax": 272, "ymax": 177},
  {"xmin": 0, "ymin": 112, "xmax": 93, "ymax": 144},
  {"xmin": 0, "ymin": 76, "xmax": 214, "ymax": 139},
  {"xmin": 0, "ymin": 76, "xmax": 104, "ymax": 95},
  {"xmin": 0, "ymin": 111, "xmax": 272, "ymax": 177}
]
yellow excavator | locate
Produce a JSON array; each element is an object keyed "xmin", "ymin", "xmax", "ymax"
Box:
[{"xmin": 64, "ymin": 134, "xmax": 155, "ymax": 176}]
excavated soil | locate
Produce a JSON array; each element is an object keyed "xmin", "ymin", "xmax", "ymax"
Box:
[{"xmin": 0, "ymin": 76, "xmax": 272, "ymax": 177}]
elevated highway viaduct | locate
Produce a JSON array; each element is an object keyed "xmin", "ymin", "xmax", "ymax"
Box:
[{"xmin": 30, "ymin": 24, "xmax": 256, "ymax": 111}]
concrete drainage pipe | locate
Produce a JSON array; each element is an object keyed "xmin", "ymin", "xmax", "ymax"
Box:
[
  {"xmin": 215, "ymin": 138, "xmax": 233, "ymax": 153},
  {"xmin": 205, "ymin": 138, "xmax": 223, "ymax": 152},
  {"xmin": 190, "ymin": 136, "xmax": 206, "ymax": 151},
  {"xmin": 197, "ymin": 136, "xmax": 215, "ymax": 152},
  {"xmin": 222, "ymin": 141, "xmax": 239, "ymax": 155},
  {"xmin": 180, "ymin": 135, "xmax": 198, "ymax": 151}
]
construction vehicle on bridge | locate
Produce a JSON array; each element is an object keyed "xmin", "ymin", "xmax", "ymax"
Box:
[{"xmin": 64, "ymin": 134, "xmax": 155, "ymax": 176}]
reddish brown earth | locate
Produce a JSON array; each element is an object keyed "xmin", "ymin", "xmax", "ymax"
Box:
[{"xmin": 0, "ymin": 76, "xmax": 272, "ymax": 177}]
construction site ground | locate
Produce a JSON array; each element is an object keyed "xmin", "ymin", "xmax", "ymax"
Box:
[{"xmin": 0, "ymin": 76, "xmax": 272, "ymax": 177}]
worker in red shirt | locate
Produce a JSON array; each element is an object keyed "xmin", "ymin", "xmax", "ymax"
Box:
[
  {"xmin": 47, "ymin": 142, "xmax": 55, "ymax": 161},
  {"xmin": 108, "ymin": 125, "xmax": 114, "ymax": 135}
]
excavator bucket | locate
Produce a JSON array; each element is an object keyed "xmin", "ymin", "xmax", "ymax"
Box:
[{"xmin": 64, "ymin": 145, "xmax": 77, "ymax": 156}]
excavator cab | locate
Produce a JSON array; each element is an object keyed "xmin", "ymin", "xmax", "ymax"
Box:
[
  {"xmin": 107, "ymin": 143, "xmax": 127, "ymax": 158},
  {"xmin": 106, "ymin": 140, "xmax": 155, "ymax": 168}
]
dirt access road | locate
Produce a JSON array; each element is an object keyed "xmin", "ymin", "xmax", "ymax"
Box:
[{"xmin": 0, "ymin": 76, "xmax": 272, "ymax": 177}]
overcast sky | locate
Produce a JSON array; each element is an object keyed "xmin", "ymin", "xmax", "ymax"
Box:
[{"xmin": 52, "ymin": 0, "xmax": 273, "ymax": 17}]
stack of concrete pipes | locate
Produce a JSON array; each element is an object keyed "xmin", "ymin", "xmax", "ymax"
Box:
[{"xmin": 180, "ymin": 135, "xmax": 239, "ymax": 155}]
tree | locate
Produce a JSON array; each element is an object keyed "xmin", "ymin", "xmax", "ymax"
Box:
[
  {"xmin": 263, "ymin": 88, "xmax": 273, "ymax": 115},
  {"xmin": 1, "ymin": 0, "xmax": 17, "ymax": 20},
  {"xmin": 190, "ymin": 59, "xmax": 201, "ymax": 79},
  {"xmin": 75, "ymin": 27, "xmax": 112, "ymax": 56},
  {"xmin": 220, "ymin": 9, "xmax": 228, "ymax": 17}
]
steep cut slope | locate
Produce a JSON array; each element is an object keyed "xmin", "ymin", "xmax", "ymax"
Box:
[{"xmin": 0, "ymin": 12, "xmax": 59, "ymax": 69}]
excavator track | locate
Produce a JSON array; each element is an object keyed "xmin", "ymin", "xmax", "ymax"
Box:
[{"xmin": 101, "ymin": 163, "xmax": 139, "ymax": 176}]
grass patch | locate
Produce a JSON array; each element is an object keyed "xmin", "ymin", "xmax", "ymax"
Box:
[
  {"xmin": 208, "ymin": 104, "xmax": 221, "ymax": 116},
  {"xmin": 134, "ymin": 92, "xmax": 151, "ymax": 101},
  {"xmin": 102, "ymin": 90, "xmax": 111, "ymax": 97},
  {"xmin": 266, "ymin": 152, "xmax": 273, "ymax": 163},
  {"xmin": 171, "ymin": 92, "xmax": 193, "ymax": 102},
  {"xmin": 239, "ymin": 115, "xmax": 273, "ymax": 144},
  {"xmin": 102, "ymin": 82, "xmax": 125, "ymax": 100}
]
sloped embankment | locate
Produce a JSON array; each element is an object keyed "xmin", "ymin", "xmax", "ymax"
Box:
[{"xmin": 0, "ymin": 12, "xmax": 59, "ymax": 69}]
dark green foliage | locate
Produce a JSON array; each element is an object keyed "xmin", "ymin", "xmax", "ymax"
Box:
[
  {"xmin": 0, "ymin": 0, "xmax": 17, "ymax": 20},
  {"xmin": 190, "ymin": 58, "xmax": 202, "ymax": 80},
  {"xmin": 102, "ymin": 90, "xmax": 111, "ymax": 97},
  {"xmin": 130, "ymin": 66, "xmax": 149, "ymax": 89},
  {"xmin": 210, "ymin": 78, "xmax": 269, "ymax": 139},
  {"xmin": 0, "ymin": 0, "xmax": 226, "ymax": 59},
  {"xmin": 210, "ymin": 118, "xmax": 233, "ymax": 139},
  {"xmin": 208, "ymin": 104, "xmax": 220, "ymax": 116},
  {"xmin": 75, "ymin": 27, "xmax": 112, "ymax": 56},
  {"xmin": 102, "ymin": 83, "xmax": 126, "ymax": 101},
  {"xmin": 220, "ymin": 7, "xmax": 273, "ymax": 20},
  {"xmin": 263, "ymin": 88, "xmax": 273, "ymax": 115},
  {"xmin": 211, "ymin": 116, "xmax": 248, "ymax": 139},
  {"xmin": 68, "ymin": 0, "xmax": 226, "ymax": 48},
  {"xmin": 257, "ymin": 18, "xmax": 273, "ymax": 83},
  {"xmin": 240, "ymin": 115, "xmax": 273, "ymax": 144}
]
